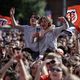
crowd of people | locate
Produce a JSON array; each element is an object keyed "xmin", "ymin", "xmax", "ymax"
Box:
[{"xmin": 0, "ymin": 8, "xmax": 80, "ymax": 80}]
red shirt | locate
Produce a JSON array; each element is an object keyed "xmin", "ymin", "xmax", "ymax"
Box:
[{"xmin": 40, "ymin": 75, "xmax": 50, "ymax": 80}]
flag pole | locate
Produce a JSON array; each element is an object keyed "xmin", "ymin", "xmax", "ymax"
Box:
[
  {"xmin": 69, "ymin": 10, "xmax": 79, "ymax": 54},
  {"xmin": 63, "ymin": 0, "xmax": 67, "ymax": 16},
  {"xmin": 75, "ymin": 30, "xmax": 79, "ymax": 54}
]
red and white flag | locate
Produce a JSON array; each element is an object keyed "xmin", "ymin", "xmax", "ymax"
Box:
[
  {"xmin": 0, "ymin": 15, "xmax": 13, "ymax": 28},
  {"xmin": 66, "ymin": 5, "xmax": 80, "ymax": 32}
]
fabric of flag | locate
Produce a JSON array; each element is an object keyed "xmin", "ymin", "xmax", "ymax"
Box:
[
  {"xmin": 66, "ymin": 5, "xmax": 80, "ymax": 32},
  {"xmin": 45, "ymin": 10, "xmax": 53, "ymax": 24},
  {"xmin": 0, "ymin": 15, "xmax": 13, "ymax": 28},
  {"xmin": 46, "ymin": 11, "xmax": 52, "ymax": 19}
]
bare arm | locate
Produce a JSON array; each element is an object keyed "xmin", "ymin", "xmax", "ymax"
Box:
[
  {"xmin": 34, "ymin": 61, "xmax": 48, "ymax": 80},
  {"xmin": 10, "ymin": 8, "xmax": 22, "ymax": 27},
  {"xmin": 0, "ymin": 57, "xmax": 14, "ymax": 78},
  {"xmin": 19, "ymin": 59, "xmax": 32, "ymax": 80},
  {"xmin": 55, "ymin": 17, "xmax": 69, "ymax": 32},
  {"xmin": 15, "ymin": 51, "xmax": 32, "ymax": 80},
  {"xmin": 52, "ymin": 17, "xmax": 69, "ymax": 37}
]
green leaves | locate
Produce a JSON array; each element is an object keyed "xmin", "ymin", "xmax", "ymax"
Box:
[{"xmin": 0, "ymin": 0, "xmax": 46, "ymax": 24}]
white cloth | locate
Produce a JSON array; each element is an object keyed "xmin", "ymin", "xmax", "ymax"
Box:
[
  {"xmin": 39, "ymin": 21, "xmax": 69, "ymax": 55},
  {"xmin": 22, "ymin": 25, "xmax": 40, "ymax": 52}
]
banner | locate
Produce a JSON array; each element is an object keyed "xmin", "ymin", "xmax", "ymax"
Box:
[
  {"xmin": 66, "ymin": 5, "xmax": 80, "ymax": 32},
  {"xmin": 0, "ymin": 15, "xmax": 13, "ymax": 28}
]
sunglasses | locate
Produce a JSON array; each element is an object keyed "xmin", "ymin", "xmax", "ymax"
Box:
[
  {"xmin": 50, "ymin": 68, "xmax": 62, "ymax": 72},
  {"xmin": 46, "ymin": 60, "xmax": 55, "ymax": 65}
]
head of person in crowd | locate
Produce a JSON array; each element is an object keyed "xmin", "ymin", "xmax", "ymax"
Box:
[
  {"xmin": 14, "ymin": 39, "xmax": 25, "ymax": 49},
  {"xmin": 49, "ymin": 66, "xmax": 63, "ymax": 80},
  {"xmin": 64, "ymin": 74, "xmax": 80, "ymax": 80},
  {"xmin": 62, "ymin": 29, "xmax": 75, "ymax": 49},
  {"xmin": 70, "ymin": 55, "xmax": 80, "ymax": 67},
  {"xmin": 3, "ymin": 71, "xmax": 16, "ymax": 80},
  {"xmin": 73, "ymin": 64, "xmax": 80, "ymax": 78},
  {"xmin": 61, "ymin": 29, "xmax": 72, "ymax": 39},
  {"xmin": 62, "ymin": 54, "xmax": 80, "ymax": 75},
  {"xmin": 69, "ymin": 45, "xmax": 77, "ymax": 55},
  {"xmin": 22, "ymin": 48, "xmax": 33, "ymax": 62},
  {"xmin": 57, "ymin": 34, "xmax": 70, "ymax": 55},
  {"xmin": 29, "ymin": 13, "xmax": 39, "ymax": 27},
  {"xmin": 0, "ymin": 40, "xmax": 4, "ymax": 47},
  {"xmin": 43, "ymin": 51, "xmax": 62, "ymax": 70},
  {"xmin": 39, "ymin": 16, "xmax": 52, "ymax": 30},
  {"xmin": 0, "ymin": 46, "xmax": 7, "ymax": 62},
  {"xmin": 13, "ymin": 47, "xmax": 21, "ymax": 54},
  {"xmin": 57, "ymin": 35, "xmax": 68, "ymax": 47}
]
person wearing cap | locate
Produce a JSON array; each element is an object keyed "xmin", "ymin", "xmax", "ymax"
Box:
[
  {"xmin": 10, "ymin": 8, "xmax": 40, "ymax": 60},
  {"xmin": 58, "ymin": 27, "xmax": 76, "ymax": 50}
]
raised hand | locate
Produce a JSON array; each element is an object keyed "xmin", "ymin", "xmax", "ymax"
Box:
[
  {"xmin": 58, "ymin": 16, "xmax": 66, "ymax": 23},
  {"xmin": 10, "ymin": 7, "xmax": 15, "ymax": 16}
]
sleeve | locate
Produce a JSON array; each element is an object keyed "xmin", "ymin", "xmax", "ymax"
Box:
[{"xmin": 54, "ymin": 17, "xmax": 69, "ymax": 37}]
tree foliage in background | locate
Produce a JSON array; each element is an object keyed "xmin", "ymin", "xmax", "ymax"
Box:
[{"xmin": 0, "ymin": 0, "xmax": 46, "ymax": 24}]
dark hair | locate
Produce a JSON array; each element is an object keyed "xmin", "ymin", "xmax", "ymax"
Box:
[
  {"xmin": 3, "ymin": 71, "xmax": 17, "ymax": 80},
  {"xmin": 58, "ymin": 45, "xmax": 70, "ymax": 54},
  {"xmin": 13, "ymin": 47, "xmax": 21, "ymax": 53},
  {"xmin": 30, "ymin": 13, "xmax": 40, "ymax": 20}
]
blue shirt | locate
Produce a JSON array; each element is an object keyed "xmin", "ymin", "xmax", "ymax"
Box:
[{"xmin": 22, "ymin": 25, "xmax": 40, "ymax": 52}]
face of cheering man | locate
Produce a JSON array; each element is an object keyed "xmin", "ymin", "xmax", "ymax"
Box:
[{"xmin": 30, "ymin": 14, "xmax": 39, "ymax": 27}]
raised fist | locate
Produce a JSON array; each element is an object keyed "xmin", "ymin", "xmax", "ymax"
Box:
[
  {"xmin": 10, "ymin": 7, "xmax": 15, "ymax": 16},
  {"xmin": 58, "ymin": 17, "xmax": 67, "ymax": 23}
]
